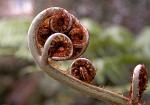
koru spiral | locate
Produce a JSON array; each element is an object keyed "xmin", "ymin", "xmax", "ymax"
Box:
[
  {"xmin": 28, "ymin": 7, "xmax": 148, "ymax": 105},
  {"xmin": 28, "ymin": 7, "xmax": 96, "ymax": 83}
]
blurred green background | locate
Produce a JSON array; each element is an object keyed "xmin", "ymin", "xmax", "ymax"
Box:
[{"xmin": 0, "ymin": 0, "xmax": 150, "ymax": 105}]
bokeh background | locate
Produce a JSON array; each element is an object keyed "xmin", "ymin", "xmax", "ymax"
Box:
[{"xmin": 0, "ymin": 0, "xmax": 150, "ymax": 105}]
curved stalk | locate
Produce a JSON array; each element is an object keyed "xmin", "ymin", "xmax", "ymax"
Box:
[
  {"xmin": 40, "ymin": 33, "xmax": 73, "ymax": 65},
  {"xmin": 28, "ymin": 7, "xmax": 143, "ymax": 105},
  {"xmin": 28, "ymin": 29, "xmax": 129, "ymax": 105}
]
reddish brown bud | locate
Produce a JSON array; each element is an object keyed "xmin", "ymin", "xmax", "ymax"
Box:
[
  {"xmin": 67, "ymin": 15, "xmax": 89, "ymax": 59},
  {"xmin": 129, "ymin": 64, "xmax": 148, "ymax": 104},
  {"xmin": 49, "ymin": 8, "xmax": 72, "ymax": 33},
  {"xmin": 47, "ymin": 33, "xmax": 73, "ymax": 60},
  {"xmin": 138, "ymin": 64, "xmax": 148, "ymax": 100},
  {"xmin": 69, "ymin": 27, "xmax": 87, "ymax": 47},
  {"xmin": 70, "ymin": 58, "xmax": 96, "ymax": 83}
]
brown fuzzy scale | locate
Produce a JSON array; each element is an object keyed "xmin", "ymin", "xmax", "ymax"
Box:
[
  {"xmin": 48, "ymin": 35, "xmax": 72, "ymax": 59},
  {"xmin": 138, "ymin": 65, "xmax": 148, "ymax": 101},
  {"xmin": 36, "ymin": 18, "xmax": 52, "ymax": 48},
  {"xmin": 71, "ymin": 58, "xmax": 96, "ymax": 83},
  {"xmin": 70, "ymin": 14, "xmax": 81, "ymax": 28},
  {"xmin": 69, "ymin": 27, "xmax": 86, "ymax": 47},
  {"xmin": 49, "ymin": 9, "xmax": 72, "ymax": 33}
]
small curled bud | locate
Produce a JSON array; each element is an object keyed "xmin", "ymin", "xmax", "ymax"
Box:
[
  {"xmin": 70, "ymin": 58, "xmax": 96, "ymax": 83},
  {"xmin": 41, "ymin": 33, "xmax": 73, "ymax": 62},
  {"xmin": 129, "ymin": 64, "xmax": 148, "ymax": 104},
  {"xmin": 49, "ymin": 8, "xmax": 72, "ymax": 33},
  {"xmin": 68, "ymin": 15, "xmax": 89, "ymax": 59},
  {"xmin": 69, "ymin": 27, "xmax": 88, "ymax": 48}
]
